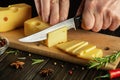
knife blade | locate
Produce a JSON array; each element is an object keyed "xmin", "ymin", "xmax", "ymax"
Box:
[{"xmin": 19, "ymin": 16, "xmax": 82, "ymax": 42}]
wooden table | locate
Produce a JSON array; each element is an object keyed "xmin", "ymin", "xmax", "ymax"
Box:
[{"xmin": 0, "ymin": 27, "xmax": 120, "ymax": 80}]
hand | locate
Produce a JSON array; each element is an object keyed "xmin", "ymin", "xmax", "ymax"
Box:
[
  {"xmin": 34, "ymin": 0, "xmax": 69, "ymax": 25},
  {"xmin": 77, "ymin": 0, "xmax": 120, "ymax": 32}
]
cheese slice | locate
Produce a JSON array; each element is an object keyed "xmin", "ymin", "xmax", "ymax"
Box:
[
  {"xmin": 77, "ymin": 48, "xmax": 103, "ymax": 60},
  {"xmin": 68, "ymin": 41, "xmax": 89, "ymax": 54},
  {"xmin": 56, "ymin": 40, "xmax": 85, "ymax": 51},
  {"xmin": 0, "ymin": 3, "xmax": 31, "ymax": 32},
  {"xmin": 56, "ymin": 40, "xmax": 103, "ymax": 60},
  {"xmin": 24, "ymin": 17, "xmax": 50, "ymax": 36},
  {"xmin": 74, "ymin": 44, "xmax": 96, "ymax": 55},
  {"xmin": 45, "ymin": 27, "xmax": 67, "ymax": 47}
]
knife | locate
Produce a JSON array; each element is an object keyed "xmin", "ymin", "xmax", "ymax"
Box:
[{"xmin": 19, "ymin": 16, "xmax": 82, "ymax": 42}]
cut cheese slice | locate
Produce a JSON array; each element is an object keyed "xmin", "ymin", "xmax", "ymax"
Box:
[
  {"xmin": 77, "ymin": 48, "xmax": 103, "ymax": 60},
  {"xmin": 74, "ymin": 44, "xmax": 96, "ymax": 55},
  {"xmin": 68, "ymin": 41, "xmax": 89, "ymax": 54},
  {"xmin": 0, "ymin": 3, "xmax": 31, "ymax": 32},
  {"xmin": 56, "ymin": 40, "xmax": 103, "ymax": 60},
  {"xmin": 56, "ymin": 40, "xmax": 85, "ymax": 51},
  {"xmin": 24, "ymin": 17, "xmax": 50, "ymax": 36},
  {"xmin": 45, "ymin": 27, "xmax": 67, "ymax": 47}
]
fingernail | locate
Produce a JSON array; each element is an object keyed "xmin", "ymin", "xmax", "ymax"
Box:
[
  {"xmin": 60, "ymin": 17, "xmax": 66, "ymax": 22},
  {"xmin": 109, "ymin": 28, "xmax": 115, "ymax": 31},
  {"xmin": 42, "ymin": 16, "xmax": 48, "ymax": 22},
  {"xmin": 92, "ymin": 27, "xmax": 100, "ymax": 32}
]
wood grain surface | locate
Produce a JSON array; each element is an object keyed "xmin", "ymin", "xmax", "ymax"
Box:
[{"xmin": 1, "ymin": 28, "xmax": 120, "ymax": 69}]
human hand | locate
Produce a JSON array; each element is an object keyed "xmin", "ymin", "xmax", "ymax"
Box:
[
  {"xmin": 77, "ymin": 0, "xmax": 120, "ymax": 32},
  {"xmin": 34, "ymin": 0, "xmax": 69, "ymax": 25}
]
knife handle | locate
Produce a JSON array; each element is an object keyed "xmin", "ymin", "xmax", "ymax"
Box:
[{"xmin": 74, "ymin": 16, "xmax": 82, "ymax": 29}]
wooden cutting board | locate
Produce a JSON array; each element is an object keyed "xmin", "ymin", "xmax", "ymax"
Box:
[{"xmin": 1, "ymin": 28, "xmax": 120, "ymax": 70}]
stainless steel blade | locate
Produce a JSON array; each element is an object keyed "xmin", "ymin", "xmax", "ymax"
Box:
[{"xmin": 19, "ymin": 18, "xmax": 76, "ymax": 42}]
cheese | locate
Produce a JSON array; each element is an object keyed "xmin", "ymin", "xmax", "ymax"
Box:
[
  {"xmin": 24, "ymin": 17, "xmax": 67, "ymax": 47},
  {"xmin": 24, "ymin": 17, "xmax": 50, "ymax": 36},
  {"xmin": 56, "ymin": 40, "xmax": 103, "ymax": 60},
  {"xmin": 74, "ymin": 44, "xmax": 96, "ymax": 55},
  {"xmin": 0, "ymin": 3, "xmax": 31, "ymax": 32},
  {"xmin": 68, "ymin": 41, "xmax": 89, "ymax": 54},
  {"xmin": 77, "ymin": 48, "xmax": 103, "ymax": 60},
  {"xmin": 56, "ymin": 40, "xmax": 85, "ymax": 51},
  {"xmin": 45, "ymin": 27, "xmax": 67, "ymax": 47}
]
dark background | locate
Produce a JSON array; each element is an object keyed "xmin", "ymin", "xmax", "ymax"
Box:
[{"xmin": 0, "ymin": 0, "xmax": 120, "ymax": 37}]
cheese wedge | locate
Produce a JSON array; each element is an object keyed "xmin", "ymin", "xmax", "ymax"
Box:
[
  {"xmin": 0, "ymin": 3, "xmax": 31, "ymax": 32},
  {"xmin": 24, "ymin": 17, "xmax": 50, "ymax": 36},
  {"xmin": 45, "ymin": 27, "xmax": 67, "ymax": 47},
  {"xmin": 56, "ymin": 40, "xmax": 85, "ymax": 51},
  {"xmin": 77, "ymin": 48, "xmax": 103, "ymax": 60}
]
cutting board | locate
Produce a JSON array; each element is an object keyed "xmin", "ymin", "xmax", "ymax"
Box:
[{"xmin": 1, "ymin": 28, "xmax": 120, "ymax": 70}]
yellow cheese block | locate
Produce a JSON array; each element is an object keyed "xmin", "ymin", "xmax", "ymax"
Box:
[
  {"xmin": 24, "ymin": 17, "xmax": 50, "ymax": 36},
  {"xmin": 45, "ymin": 27, "xmax": 67, "ymax": 47},
  {"xmin": 0, "ymin": 3, "xmax": 31, "ymax": 32},
  {"xmin": 77, "ymin": 48, "xmax": 103, "ymax": 60},
  {"xmin": 56, "ymin": 40, "xmax": 85, "ymax": 51}
]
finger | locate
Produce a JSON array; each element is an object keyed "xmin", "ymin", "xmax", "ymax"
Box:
[
  {"xmin": 34, "ymin": 0, "xmax": 41, "ymax": 16},
  {"xmin": 76, "ymin": 0, "xmax": 85, "ymax": 16},
  {"xmin": 81, "ymin": 1, "xmax": 95, "ymax": 30},
  {"xmin": 50, "ymin": 0, "xmax": 59, "ymax": 25},
  {"xmin": 40, "ymin": 0, "xmax": 50, "ymax": 22},
  {"xmin": 59, "ymin": 0, "xmax": 69, "ymax": 22},
  {"xmin": 92, "ymin": 13, "xmax": 103, "ymax": 32},
  {"xmin": 82, "ymin": 9, "xmax": 95, "ymax": 30},
  {"xmin": 102, "ymin": 11, "xmax": 112, "ymax": 30},
  {"xmin": 109, "ymin": 17, "xmax": 120, "ymax": 31}
]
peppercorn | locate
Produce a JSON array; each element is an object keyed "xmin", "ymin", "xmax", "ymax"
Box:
[
  {"xmin": 68, "ymin": 70, "xmax": 73, "ymax": 75},
  {"xmin": 53, "ymin": 62, "xmax": 57, "ymax": 66},
  {"xmin": 0, "ymin": 38, "xmax": 6, "ymax": 47}
]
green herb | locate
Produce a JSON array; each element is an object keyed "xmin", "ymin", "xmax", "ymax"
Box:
[
  {"xmin": 6, "ymin": 50, "xmax": 20, "ymax": 55},
  {"xmin": 17, "ymin": 57, "xmax": 26, "ymax": 60},
  {"xmin": 88, "ymin": 51, "xmax": 120, "ymax": 69},
  {"xmin": 32, "ymin": 59, "xmax": 44, "ymax": 65}
]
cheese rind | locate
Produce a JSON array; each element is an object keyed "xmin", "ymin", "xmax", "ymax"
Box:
[
  {"xmin": 45, "ymin": 27, "xmax": 67, "ymax": 47},
  {"xmin": 0, "ymin": 3, "xmax": 31, "ymax": 32},
  {"xmin": 24, "ymin": 17, "xmax": 50, "ymax": 36}
]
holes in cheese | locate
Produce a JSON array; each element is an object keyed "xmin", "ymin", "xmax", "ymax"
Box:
[
  {"xmin": 3, "ymin": 17, "xmax": 8, "ymax": 22},
  {"xmin": 0, "ymin": 3, "xmax": 31, "ymax": 32},
  {"xmin": 56, "ymin": 40, "xmax": 103, "ymax": 60},
  {"xmin": 24, "ymin": 17, "xmax": 50, "ymax": 36}
]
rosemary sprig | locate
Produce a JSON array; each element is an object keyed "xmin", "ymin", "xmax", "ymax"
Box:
[
  {"xmin": 32, "ymin": 59, "xmax": 44, "ymax": 65},
  {"xmin": 88, "ymin": 51, "xmax": 120, "ymax": 69},
  {"xmin": 6, "ymin": 50, "xmax": 20, "ymax": 55}
]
